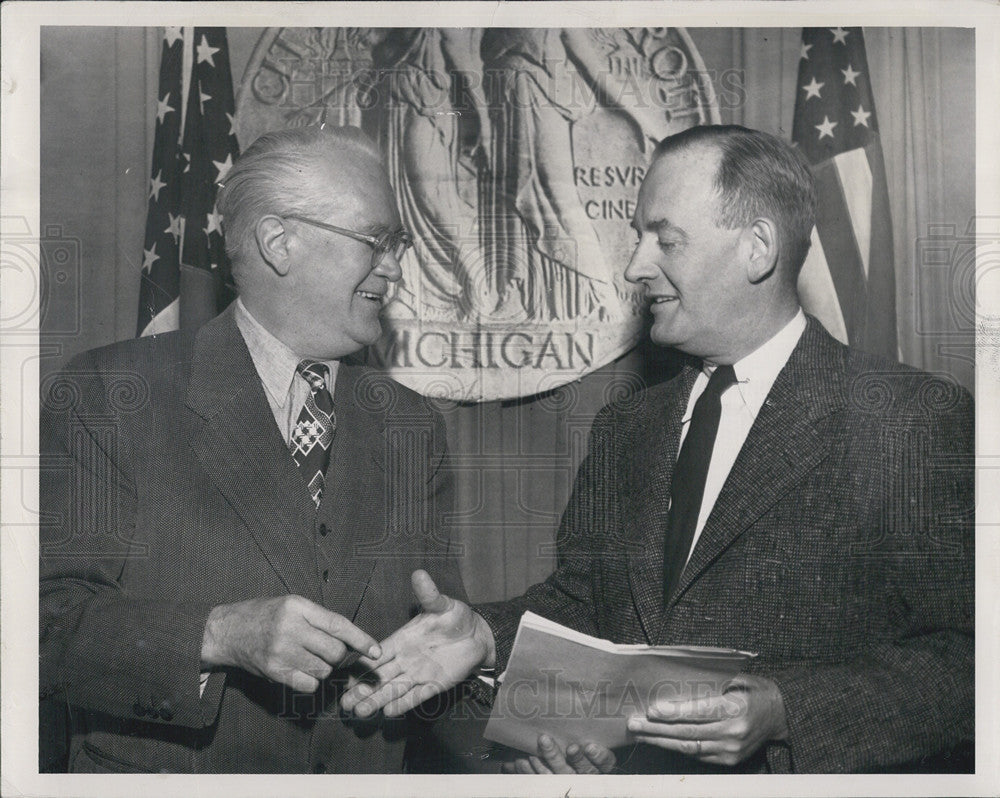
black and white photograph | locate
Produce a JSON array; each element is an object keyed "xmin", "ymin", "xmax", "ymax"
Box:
[{"xmin": 1, "ymin": 2, "xmax": 998, "ymax": 796}]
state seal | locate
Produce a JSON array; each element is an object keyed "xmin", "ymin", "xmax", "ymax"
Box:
[{"xmin": 237, "ymin": 27, "xmax": 719, "ymax": 400}]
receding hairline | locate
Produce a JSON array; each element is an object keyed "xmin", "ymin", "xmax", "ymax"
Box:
[
  {"xmin": 647, "ymin": 138, "xmax": 725, "ymax": 190},
  {"xmin": 302, "ymin": 127, "xmax": 385, "ymax": 179},
  {"xmin": 634, "ymin": 143, "xmax": 727, "ymax": 225},
  {"xmin": 222, "ymin": 124, "xmax": 384, "ymax": 200}
]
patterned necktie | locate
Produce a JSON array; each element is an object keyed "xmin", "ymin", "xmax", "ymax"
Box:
[
  {"xmin": 290, "ymin": 360, "xmax": 336, "ymax": 508},
  {"xmin": 663, "ymin": 363, "xmax": 738, "ymax": 604}
]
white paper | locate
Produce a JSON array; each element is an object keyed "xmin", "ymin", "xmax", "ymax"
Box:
[{"xmin": 485, "ymin": 612, "xmax": 756, "ymax": 753}]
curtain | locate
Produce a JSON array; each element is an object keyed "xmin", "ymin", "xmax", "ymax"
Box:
[{"xmin": 866, "ymin": 28, "xmax": 976, "ymax": 391}]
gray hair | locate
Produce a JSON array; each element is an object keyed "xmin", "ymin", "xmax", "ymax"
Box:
[
  {"xmin": 654, "ymin": 125, "xmax": 817, "ymax": 276},
  {"xmin": 217, "ymin": 125, "xmax": 382, "ymax": 276}
]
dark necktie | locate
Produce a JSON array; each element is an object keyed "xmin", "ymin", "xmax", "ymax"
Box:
[
  {"xmin": 290, "ymin": 361, "xmax": 336, "ymax": 508},
  {"xmin": 663, "ymin": 363, "xmax": 737, "ymax": 604}
]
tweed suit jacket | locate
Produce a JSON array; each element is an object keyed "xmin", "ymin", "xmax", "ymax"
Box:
[
  {"xmin": 476, "ymin": 317, "xmax": 974, "ymax": 773},
  {"xmin": 39, "ymin": 306, "xmax": 466, "ymax": 773}
]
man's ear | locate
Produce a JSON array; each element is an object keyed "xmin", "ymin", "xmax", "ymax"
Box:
[
  {"xmin": 255, "ymin": 215, "xmax": 292, "ymax": 276},
  {"xmin": 746, "ymin": 217, "xmax": 779, "ymax": 284}
]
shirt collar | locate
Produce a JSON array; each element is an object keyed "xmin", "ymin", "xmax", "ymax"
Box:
[
  {"xmin": 233, "ymin": 298, "xmax": 302, "ymax": 408},
  {"xmin": 692, "ymin": 308, "xmax": 807, "ymax": 421}
]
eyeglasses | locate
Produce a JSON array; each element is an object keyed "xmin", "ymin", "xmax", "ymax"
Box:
[{"xmin": 284, "ymin": 214, "xmax": 413, "ymax": 269}]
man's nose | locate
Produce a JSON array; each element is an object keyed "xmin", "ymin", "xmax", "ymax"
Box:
[
  {"xmin": 375, "ymin": 250, "xmax": 403, "ymax": 282},
  {"xmin": 624, "ymin": 238, "xmax": 657, "ymax": 284}
]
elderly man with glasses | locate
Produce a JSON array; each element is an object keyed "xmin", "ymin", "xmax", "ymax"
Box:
[{"xmin": 39, "ymin": 124, "xmax": 468, "ymax": 773}]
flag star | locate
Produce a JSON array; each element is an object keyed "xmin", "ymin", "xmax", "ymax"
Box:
[
  {"xmin": 800, "ymin": 42, "xmax": 813, "ymax": 60},
  {"xmin": 163, "ymin": 27, "xmax": 183, "ymax": 48},
  {"xmin": 181, "ymin": 152, "xmax": 191, "ymax": 174},
  {"xmin": 212, "ymin": 154, "xmax": 234, "ymax": 183},
  {"xmin": 141, "ymin": 243, "xmax": 160, "ymax": 273},
  {"xmin": 205, "ymin": 204, "xmax": 224, "ymax": 236},
  {"xmin": 199, "ymin": 90, "xmax": 212, "ymax": 111},
  {"xmin": 210, "ymin": 262, "xmax": 218, "ymax": 270},
  {"xmin": 830, "ymin": 27, "xmax": 849, "ymax": 45},
  {"xmin": 165, "ymin": 213, "xmax": 184, "ymax": 243},
  {"xmin": 156, "ymin": 93, "xmax": 174, "ymax": 124},
  {"xmin": 802, "ymin": 77, "xmax": 825, "ymax": 100},
  {"xmin": 815, "ymin": 116, "xmax": 838, "ymax": 140},
  {"xmin": 226, "ymin": 112, "xmax": 236, "ymax": 137},
  {"xmin": 841, "ymin": 64, "xmax": 861, "ymax": 86},
  {"xmin": 851, "ymin": 104, "xmax": 872, "ymax": 127},
  {"xmin": 148, "ymin": 170, "xmax": 167, "ymax": 202},
  {"xmin": 196, "ymin": 35, "xmax": 220, "ymax": 67}
]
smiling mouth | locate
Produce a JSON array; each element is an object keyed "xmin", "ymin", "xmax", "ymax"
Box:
[
  {"xmin": 651, "ymin": 295, "xmax": 678, "ymax": 305},
  {"xmin": 355, "ymin": 290, "xmax": 384, "ymax": 303}
]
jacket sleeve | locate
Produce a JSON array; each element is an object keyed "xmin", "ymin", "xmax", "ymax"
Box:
[
  {"xmin": 39, "ymin": 354, "xmax": 225, "ymax": 729},
  {"xmin": 474, "ymin": 404, "xmax": 621, "ymax": 670},
  {"xmin": 766, "ymin": 387, "xmax": 975, "ymax": 773}
]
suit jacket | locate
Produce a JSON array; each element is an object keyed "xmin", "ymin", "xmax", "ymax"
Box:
[
  {"xmin": 39, "ymin": 306, "xmax": 466, "ymax": 773},
  {"xmin": 476, "ymin": 318, "xmax": 974, "ymax": 773}
]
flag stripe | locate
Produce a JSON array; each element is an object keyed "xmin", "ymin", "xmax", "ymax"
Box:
[
  {"xmin": 180, "ymin": 26, "xmax": 194, "ymax": 141},
  {"xmin": 797, "ymin": 228, "xmax": 850, "ymax": 345},
  {"xmin": 812, "ymin": 159, "xmax": 869, "ymax": 345},
  {"xmin": 833, "ymin": 147, "xmax": 873, "ymax": 279},
  {"xmin": 139, "ymin": 297, "xmax": 179, "ymax": 337},
  {"xmin": 861, "ymin": 139, "xmax": 898, "ymax": 355}
]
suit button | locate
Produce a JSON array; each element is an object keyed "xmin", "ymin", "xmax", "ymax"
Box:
[
  {"xmin": 319, "ymin": 523, "xmax": 328, "ymax": 537},
  {"xmin": 322, "ymin": 569, "xmax": 329, "ymax": 582},
  {"xmin": 313, "ymin": 762, "xmax": 326, "ymax": 773},
  {"xmin": 133, "ymin": 702, "xmax": 147, "ymax": 717},
  {"xmin": 158, "ymin": 706, "xmax": 174, "ymax": 721}
]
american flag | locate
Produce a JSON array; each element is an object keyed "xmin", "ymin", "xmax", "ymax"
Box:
[
  {"xmin": 793, "ymin": 27, "xmax": 897, "ymax": 360},
  {"xmin": 137, "ymin": 27, "xmax": 239, "ymax": 337}
]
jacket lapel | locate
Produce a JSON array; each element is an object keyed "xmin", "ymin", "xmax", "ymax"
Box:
[
  {"xmin": 184, "ymin": 308, "xmax": 321, "ymax": 602},
  {"xmin": 663, "ymin": 319, "xmax": 848, "ymax": 616},
  {"xmin": 626, "ymin": 364, "xmax": 700, "ymax": 642},
  {"xmin": 316, "ymin": 363, "xmax": 383, "ymax": 622}
]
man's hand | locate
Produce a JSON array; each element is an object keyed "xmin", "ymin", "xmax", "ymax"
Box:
[
  {"xmin": 340, "ymin": 570, "xmax": 495, "ymax": 718},
  {"xmin": 626, "ymin": 674, "xmax": 788, "ymax": 767},
  {"xmin": 500, "ymin": 734, "xmax": 616, "ymax": 775},
  {"xmin": 200, "ymin": 595, "xmax": 381, "ymax": 693}
]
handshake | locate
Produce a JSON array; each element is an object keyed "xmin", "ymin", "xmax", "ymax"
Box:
[
  {"xmin": 200, "ymin": 569, "xmax": 785, "ymax": 773},
  {"xmin": 200, "ymin": 570, "xmax": 491, "ymax": 709},
  {"xmin": 199, "ymin": 570, "xmax": 615, "ymax": 772}
]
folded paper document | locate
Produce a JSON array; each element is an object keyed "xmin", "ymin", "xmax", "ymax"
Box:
[{"xmin": 484, "ymin": 612, "xmax": 756, "ymax": 754}]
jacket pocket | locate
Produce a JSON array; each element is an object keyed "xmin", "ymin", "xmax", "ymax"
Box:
[{"xmin": 72, "ymin": 741, "xmax": 146, "ymax": 773}]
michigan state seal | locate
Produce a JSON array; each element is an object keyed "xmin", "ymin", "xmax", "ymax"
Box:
[{"xmin": 237, "ymin": 27, "xmax": 719, "ymax": 400}]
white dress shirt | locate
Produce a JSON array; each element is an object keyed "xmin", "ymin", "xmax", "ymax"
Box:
[
  {"xmin": 677, "ymin": 309, "xmax": 807, "ymax": 565},
  {"xmin": 233, "ymin": 298, "xmax": 340, "ymax": 445}
]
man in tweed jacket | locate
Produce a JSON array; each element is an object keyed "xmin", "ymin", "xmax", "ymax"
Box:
[
  {"xmin": 341, "ymin": 125, "xmax": 974, "ymax": 774},
  {"xmin": 39, "ymin": 125, "xmax": 466, "ymax": 772}
]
